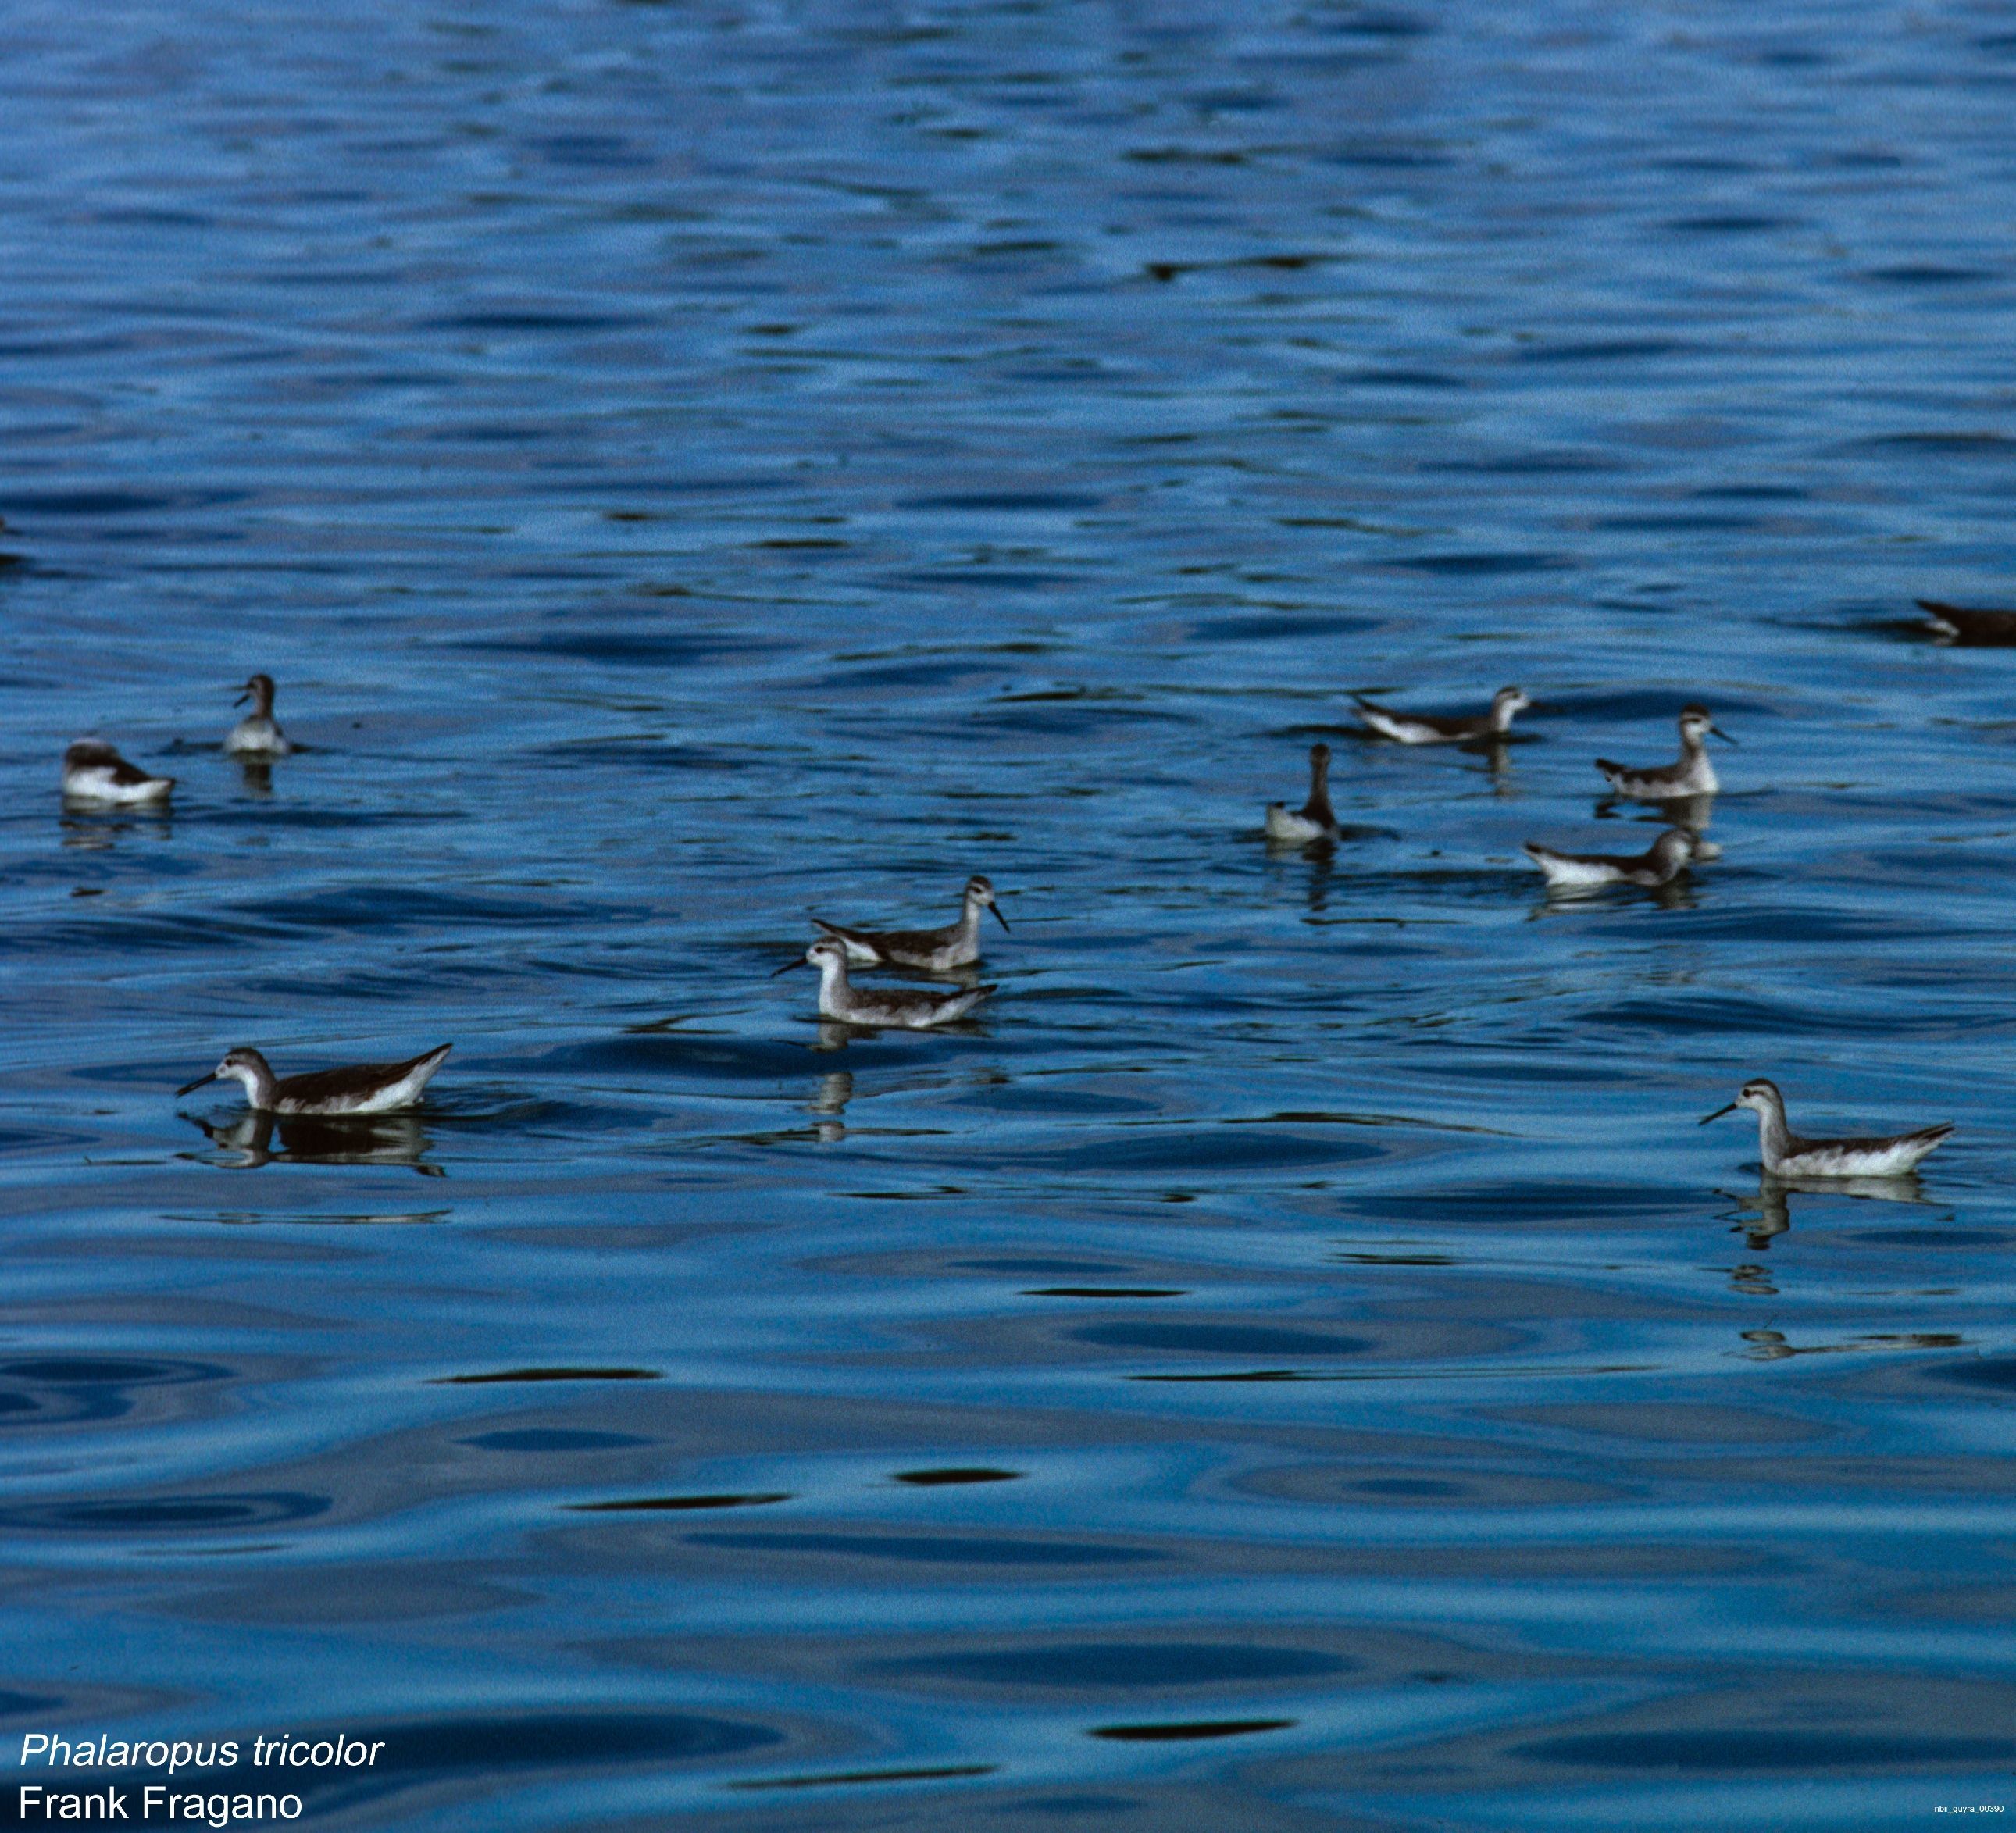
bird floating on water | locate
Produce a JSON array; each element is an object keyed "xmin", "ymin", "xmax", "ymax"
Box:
[
  {"xmin": 1265, "ymin": 743, "xmax": 1341, "ymax": 843},
  {"xmin": 227, "ymin": 673, "xmax": 293, "ymax": 755},
  {"xmin": 814, "ymin": 875, "xmax": 1008, "ymax": 972},
  {"xmin": 1354, "ymin": 685, "xmax": 1530, "ymax": 746},
  {"xmin": 177, "ymin": 1043, "xmax": 451, "ymax": 1116},
  {"xmin": 1916, "ymin": 599, "xmax": 2016, "ymax": 646},
  {"xmin": 62, "ymin": 740, "xmax": 174, "ymax": 804},
  {"xmin": 1699, "ymin": 1077, "xmax": 1952, "ymax": 1179},
  {"xmin": 776, "ymin": 937, "xmax": 994, "ymax": 1029},
  {"xmin": 1595, "ymin": 704, "xmax": 1732, "ymax": 801},
  {"xmin": 1523, "ymin": 826, "xmax": 1696, "ymax": 891}
]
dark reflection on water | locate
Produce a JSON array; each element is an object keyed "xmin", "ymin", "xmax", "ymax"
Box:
[
  {"xmin": 0, "ymin": 1492, "xmax": 328, "ymax": 1534},
  {"xmin": 184, "ymin": 1110, "xmax": 444, "ymax": 1176},
  {"xmin": 1931, "ymin": 1357, "xmax": 2016, "ymax": 1393},
  {"xmin": 8, "ymin": 0, "xmax": 2016, "ymax": 1826},
  {"xmin": 875, "ymin": 1643, "xmax": 1348, "ymax": 1689},
  {"xmin": 0, "ymin": 1359, "xmax": 230, "ymax": 1429},
  {"xmin": 1089, "ymin": 1718, "xmax": 1296, "ymax": 1742}
]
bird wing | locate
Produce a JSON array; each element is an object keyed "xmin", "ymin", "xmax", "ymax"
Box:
[{"xmin": 274, "ymin": 1045, "xmax": 450, "ymax": 1107}]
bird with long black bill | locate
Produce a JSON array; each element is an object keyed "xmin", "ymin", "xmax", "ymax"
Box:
[
  {"xmin": 1596, "ymin": 704, "xmax": 1734, "ymax": 801},
  {"xmin": 775, "ymin": 938, "xmax": 994, "ymax": 1029},
  {"xmin": 178, "ymin": 1043, "xmax": 451, "ymax": 1116},
  {"xmin": 1700, "ymin": 1078, "xmax": 1952, "ymax": 1178},
  {"xmin": 812, "ymin": 875, "xmax": 1008, "ymax": 972}
]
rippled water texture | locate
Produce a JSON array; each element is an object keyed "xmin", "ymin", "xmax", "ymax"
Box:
[{"xmin": 6, "ymin": 2, "xmax": 2016, "ymax": 1827}]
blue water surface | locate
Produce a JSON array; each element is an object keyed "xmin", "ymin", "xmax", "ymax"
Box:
[{"xmin": 4, "ymin": 1, "xmax": 2016, "ymax": 1827}]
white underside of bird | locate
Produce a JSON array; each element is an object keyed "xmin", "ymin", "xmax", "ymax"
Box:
[
  {"xmin": 1355, "ymin": 704, "xmax": 1474, "ymax": 744},
  {"xmin": 227, "ymin": 715, "xmax": 293, "ymax": 756},
  {"xmin": 1265, "ymin": 804, "xmax": 1338, "ymax": 843},
  {"xmin": 1523, "ymin": 829, "xmax": 1694, "ymax": 890},
  {"xmin": 1765, "ymin": 1128, "xmax": 1953, "ymax": 1178},
  {"xmin": 809, "ymin": 950, "xmax": 991, "ymax": 1028},
  {"xmin": 1597, "ymin": 756, "xmax": 1718, "ymax": 799},
  {"xmin": 66, "ymin": 765, "xmax": 173, "ymax": 803}
]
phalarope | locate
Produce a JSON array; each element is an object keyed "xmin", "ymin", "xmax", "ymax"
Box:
[
  {"xmin": 1595, "ymin": 704, "xmax": 1732, "ymax": 801},
  {"xmin": 1265, "ymin": 743, "xmax": 1341, "ymax": 843},
  {"xmin": 62, "ymin": 740, "xmax": 174, "ymax": 804},
  {"xmin": 1523, "ymin": 827, "xmax": 1696, "ymax": 891},
  {"xmin": 814, "ymin": 875, "xmax": 1008, "ymax": 972},
  {"xmin": 1917, "ymin": 599, "xmax": 2016, "ymax": 645},
  {"xmin": 1700, "ymin": 1078, "xmax": 1953, "ymax": 1179},
  {"xmin": 1354, "ymin": 685, "xmax": 1529, "ymax": 746},
  {"xmin": 776, "ymin": 937, "xmax": 994, "ymax": 1029},
  {"xmin": 226, "ymin": 674, "xmax": 293, "ymax": 755},
  {"xmin": 177, "ymin": 1043, "xmax": 451, "ymax": 1116}
]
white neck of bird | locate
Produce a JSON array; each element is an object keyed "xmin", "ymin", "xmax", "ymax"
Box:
[
  {"xmin": 227, "ymin": 1059, "xmax": 278, "ymax": 1106},
  {"xmin": 1752, "ymin": 1097, "xmax": 1791, "ymax": 1158},
  {"xmin": 1490, "ymin": 700, "xmax": 1516, "ymax": 733}
]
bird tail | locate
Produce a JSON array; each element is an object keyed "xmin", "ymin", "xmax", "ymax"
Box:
[{"xmin": 411, "ymin": 1043, "xmax": 453, "ymax": 1087}]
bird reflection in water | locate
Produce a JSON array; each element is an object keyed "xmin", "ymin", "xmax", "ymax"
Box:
[
  {"xmin": 1720, "ymin": 1171, "xmax": 1936, "ymax": 1274},
  {"xmin": 1725, "ymin": 1171, "xmax": 1933, "ymax": 1245},
  {"xmin": 235, "ymin": 759, "xmax": 274, "ymax": 800},
  {"xmin": 1593, "ymin": 790, "xmax": 1716, "ymax": 841},
  {"xmin": 1264, "ymin": 836, "xmax": 1336, "ymax": 913},
  {"xmin": 809, "ymin": 1071, "xmax": 852, "ymax": 1142},
  {"xmin": 1740, "ymin": 1326, "xmax": 1962, "ymax": 1362},
  {"xmin": 1720, "ymin": 1182, "xmax": 1792, "ymax": 1251},
  {"xmin": 61, "ymin": 808, "xmax": 173, "ymax": 851},
  {"xmin": 184, "ymin": 1109, "xmax": 444, "ymax": 1177}
]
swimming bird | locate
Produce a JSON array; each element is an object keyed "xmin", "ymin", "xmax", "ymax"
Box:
[
  {"xmin": 813, "ymin": 875, "xmax": 1008, "ymax": 972},
  {"xmin": 226, "ymin": 673, "xmax": 293, "ymax": 755},
  {"xmin": 1523, "ymin": 827, "xmax": 1696, "ymax": 891},
  {"xmin": 1265, "ymin": 743, "xmax": 1341, "ymax": 843},
  {"xmin": 1917, "ymin": 599, "xmax": 2016, "ymax": 645},
  {"xmin": 776, "ymin": 937, "xmax": 994, "ymax": 1029},
  {"xmin": 62, "ymin": 740, "xmax": 174, "ymax": 804},
  {"xmin": 177, "ymin": 1043, "xmax": 452, "ymax": 1116},
  {"xmin": 1699, "ymin": 1078, "xmax": 1953, "ymax": 1178},
  {"xmin": 1354, "ymin": 685, "xmax": 1530, "ymax": 746},
  {"xmin": 1595, "ymin": 704, "xmax": 1732, "ymax": 801}
]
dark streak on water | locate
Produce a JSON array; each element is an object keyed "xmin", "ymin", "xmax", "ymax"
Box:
[{"xmin": 6, "ymin": 2, "xmax": 2016, "ymax": 1829}]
